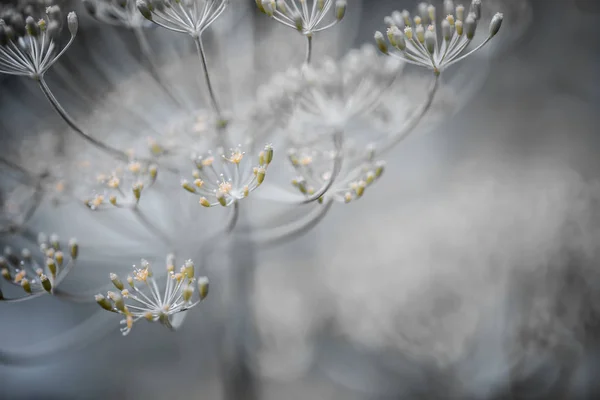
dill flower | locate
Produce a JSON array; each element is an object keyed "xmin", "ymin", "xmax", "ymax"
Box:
[
  {"xmin": 96, "ymin": 256, "xmax": 209, "ymax": 335},
  {"xmin": 83, "ymin": 159, "xmax": 158, "ymax": 210},
  {"xmin": 0, "ymin": 6, "xmax": 77, "ymax": 79},
  {"xmin": 182, "ymin": 144, "xmax": 273, "ymax": 207},
  {"xmin": 0, "ymin": 233, "xmax": 78, "ymax": 300},
  {"xmin": 376, "ymin": 0, "xmax": 503, "ymax": 75}
]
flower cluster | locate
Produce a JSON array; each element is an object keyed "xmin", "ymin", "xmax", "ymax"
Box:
[
  {"xmin": 288, "ymin": 142, "xmax": 385, "ymax": 204},
  {"xmin": 181, "ymin": 144, "xmax": 273, "ymax": 207},
  {"xmin": 136, "ymin": 0, "xmax": 228, "ymax": 36},
  {"xmin": 0, "ymin": 6, "xmax": 78, "ymax": 79},
  {"xmin": 84, "ymin": 159, "xmax": 158, "ymax": 210},
  {"xmin": 95, "ymin": 256, "xmax": 209, "ymax": 335},
  {"xmin": 257, "ymin": 0, "xmax": 347, "ymax": 36},
  {"xmin": 375, "ymin": 0, "xmax": 503, "ymax": 75},
  {"xmin": 0, "ymin": 233, "xmax": 78, "ymax": 300}
]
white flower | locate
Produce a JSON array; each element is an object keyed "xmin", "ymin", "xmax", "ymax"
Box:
[
  {"xmin": 182, "ymin": 144, "xmax": 273, "ymax": 207},
  {"xmin": 0, "ymin": 233, "xmax": 78, "ymax": 300},
  {"xmin": 258, "ymin": 0, "xmax": 347, "ymax": 36},
  {"xmin": 377, "ymin": 0, "xmax": 503, "ymax": 75},
  {"xmin": 96, "ymin": 256, "xmax": 209, "ymax": 335},
  {"xmin": 136, "ymin": 0, "xmax": 228, "ymax": 37},
  {"xmin": 0, "ymin": 7, "xmax": 77, "ymax": 79}
]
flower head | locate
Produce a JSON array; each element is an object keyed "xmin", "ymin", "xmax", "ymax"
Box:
[
  {"xmin": 83, "ymin": 158, "xmax": 158, "ymax": 210},
  {"xmin": 136, "ymin": 0, "xmax": 228, "ymax": 37},
  {"xmin": 258, "ymin": 0, "xmax": 347, "ymax": 36},
  {"xmin": 287, "ymin": 141, "xmax": 385, "ymax": 204},
  {"xmin": 0, "ymin": 233, "xmax": 78, "ymax": 300},
  {"xmin": 377, "ymin": 0, "xmax": 503, "ymax": 75},
  {"xmin": 0, "ymin": 6, "xmax": 77, "ymax": 79},
  {"xmin": 181, "ymin": 144, "xmax": 273, "ymax": 207},
  {"xmin": 96, "ymin": 256, "xmax": 209, "ymax": 335}
]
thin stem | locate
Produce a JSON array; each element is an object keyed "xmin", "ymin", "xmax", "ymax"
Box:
[
  {"xmin": 194, "ymin": 35, "xmax": 223, "ymax": 121},
  {"xmin": 305, "ymin": 35, "xmax": 313, "ymax": 64},
  {"xmin": 379, "ymin": 74, "xmax": 440, "ymax": 155},
  {"xmin": 37, "ymin": 77, "xmax": 129, "ymax": 161},
  {"xmin": 130, "ymin": 206, "xmax": 173, "ymax": 250},
  {"xmin": 301, "ymin": 130, "xmax": 344, "ymax": 204},
  {"xmin": 133, "ymin": 26, "xmax": 187, "ymax": 110}
]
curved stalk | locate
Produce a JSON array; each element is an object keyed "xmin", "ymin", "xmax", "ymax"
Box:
[
  {"xmin": 378, "ymin": 74, "xmax": 440, "ymax": 155},
  {"xmin": 305, "ymin": 35, "xmax": 313, "ymax": 64},
  {"xmin": 133, "ymin": 26, "xmax": 187, "ymax": 110},
  {"xmin": 301, "ymin": 130, "xmax": 344, "ymax": 203},
  {"xmin": 37, "ymin": 77, "xmax": 130, "ymax": 161},
  {"xmin": 194, "ymin": 35, "xmax": 223, "ymax": 121}
]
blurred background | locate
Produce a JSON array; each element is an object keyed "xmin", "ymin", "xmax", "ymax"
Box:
[{"xmin": 1, "ymin": 0, "xmax": 600, "ymax": 399}]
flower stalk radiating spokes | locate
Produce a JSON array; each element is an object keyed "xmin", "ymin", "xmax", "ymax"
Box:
[
  {"xmin": 257, "ymin": 0, "xmax": 347, "ymax": 64},
  {"xmin": 0, "ymin": 7, "xmax": 131, "ymax": 161},
  {"xmin": 137, "ymin": 0, "xmax": 228, "ymax": 123},
  {"xmin": 375, "ymin": 0, "xmax": 503, "ymax": 75},
  {"xmin": 96, "ymin": 256, "xmax": 209, "ymax": 335},
  {"xmin": 181, "ymin": 144, "xmax": 273, "ymax": 208},
  {"xmin": 0, "ymin": 233, "xmax": 78, "ymax": 302}
]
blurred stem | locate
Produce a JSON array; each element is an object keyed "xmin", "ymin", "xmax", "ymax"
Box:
[
  {"xmin": 133, "ymin": 26, "xmax": 187, "ymax": 110},
  {"xmin": 305, "ymin": 35, "xmax": 313, "ymax": 64},
  {"xmin": 130, "ymin": 206, "xmax": 173, "ymax": 251},
  {"xmin": 194, "ymin": 36, "xmax": 224, "ymax": 123},
  {"xmin": 222, "ymin": 209, "xmax": 260, "ymax": 400},
  {"xmin": 37, "ymin": 77, "xmax": 129, "ymax": 161}
]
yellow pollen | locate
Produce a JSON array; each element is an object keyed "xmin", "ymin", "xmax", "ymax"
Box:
[
  {"xmin": 218, "ymin": 181, "xmax": 232, "ymax": 194},
  {"xmin": 92, "ymin": 195, "xmax": 104, "ymax": 208},
  {"xmin": 108, "ymin": 177, "xmax": 120, "ymax": 188},
  {"xmin": 133, "ymin": 266, "xmax": 149, "ymax": 282},
  {"xmin": 300, "ymin": 156, "xmax": 313, "ymax": 166},
  {"xmin": 202, "ymin": 157, "xmax": 214, "ymax": 167},
  {"xmin": 14, "ymin": 270, "xmax": 26, "ymax": 283},
  {"xmin": 227, "ymin": 150, "xmax": 244, "ymax": 164},
  {"xmin": 128, "ymin": 162, "xmax": 142, "ymax": 174},
  {"xmin": 194, "ymin": 179, "xmax": 204, "ymax": 188}
]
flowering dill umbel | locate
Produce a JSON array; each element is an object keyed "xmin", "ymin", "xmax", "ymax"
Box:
[
  {"xmin": 181, "ymin": 144, "xmax": 273, "ymax": 207},
  {"xmin": 287, "ymin": 141, "xmax": 385, "ymax": 204},
  {"xmin": 376, "ymin": 0, "xmax": 503, "ymax": 75},
  {"xmin": 96, "ymin": 256, "xmax": 209, "ymax": 335},
  {"xmin": 83, "ymin": 159, "xmax": 158, "ymax": 210},
  {"xmin": 136, "ymin": 0, "xmax": 228, "ymax": 36},
  {"xmin": 0, "ymin": 233, "xmax": 78, "ymax": 301},
  {"xmin": 258, "ymin": 0, "xmax": 346, "ymax": 35},
  {"xmin": 0, "ymin": 6, "xmax": 77, "ymax": 79}
]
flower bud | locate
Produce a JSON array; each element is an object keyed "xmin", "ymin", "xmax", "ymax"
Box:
[
  {"xmin": 67, "ymin": 12, "xmax": 78, "ymax": 36},
  {"xmin": 95, "ymin": 294, "xmax": 114, "ymax": 311},
  {"xmin": 2, "ymin": 267, "xmax": 11, "ymax": 281},
  {"xmin": 455, "ymin": 20, "xmax": 463, "ymax": 36},
  {"xmin": 132, "ymin": 182, "xmax": 143, "ymax": 200},
  {"xmin": 69, "ymin": 238, "xmax": 78, "ymax": 259},
  {"xmin": 198, "ymin": 276, "xmax": 209, "ymax": 300},
  {"xmin": 216, "ymin": 191, "xmax": 227, "ymax": 206},
  {"xmin": 470, "ymin": 0, "xmax": 481, "ymax": 20},
  {"xmin": 181, "ymin": 179, "xmax": 196, "ymax": 193},
  {"xmin": 41, "ymin": 274, "xmax": 52, "ymax": 292},
  {"xmin": 108, "ymin": 291, "xmax": 125, "ymax": 312},
  {"xmin": 46, "ymin": 5, "xmax": 62, "ymax": 23},
  {"xmin": 21, "ymin": 278, "xmax": 32, "ymax": 294},
  {"xmin": 184, "ymin": 259, "xmax": 194, "ymax": 280},
  {"xmin": 137, "ymin": 0, "xmax": 153, "ymax": 20},
  {"xmin": 456, "ymin": 4, "xmax": 465, "ymax": 21},
  {"xmin": 442, "ymin": 19, "xmax": 452, "ymax": 41},
  {"xmin": 425, "ymin": 30, "xmax": 436, "ymax": 54},
  {"xmin": 465, "ymin": 14, "xmax": 476, "ymax": 39},
  {"xmin": 55, "ymin": 251, "xmax": 64, "ymax": 266},
  {"xmin": 292, "ymin": 10, "xmax": 303, "ymax": 31},
  {"xmin": 256, "ymin": 166, "xmax": 266, "ymax": 185},
  {"xmin": 416, "ymin": 24, "xmax": 425, "ymax": 43},
  {"xmin": 26, "ymin": 16, "xmax": 39, "ymax": 36},
  {"xmin": 374, "ymin": 31, "xmax": 388, "ymax": 54},
  {"xmin": 110, "ymin": 273, "xmax": 124, "ymax": 290},
  {"xmin": 336, "ymin": 0, "xmax": 346, "ymax": 21},
  {"xmin": 489, "ymin": 13, "xmax": 503, "ymax": 37},
  {"xmin": 444, "ymin": 0, "xmax": 455, "ymax": 16},
  {"xmin": 182, "ymin": 284, "xmax": 194, "ymax": 303},
  {"xmin": 427, "ymin": 5, "xmax": 436, "ymax": 22},
  {"xmin": 199, "ymin": 197, "xmax": 210, "ymax": 207},
  {"xmin": 46, "ymin": 258, "xmax": 57, "ymax": 278},
  {"xmin": 261, "ymin": 0, "xmax": 275, "ymax": 16},
  {"xmin": 263, "ymin": 144, "xmax": 274, "ymax": 165}
]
